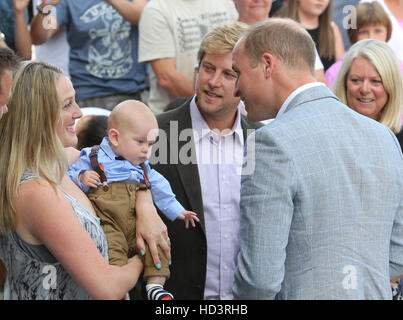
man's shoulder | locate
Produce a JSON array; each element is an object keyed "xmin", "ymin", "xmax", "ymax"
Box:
[
  {"xmin": 240, "ymin": 114, "xmax": 264, "ymax": 130},
  {"xmin": 156, "ymin": 99, "xmax": 192, "ymax": 128}
]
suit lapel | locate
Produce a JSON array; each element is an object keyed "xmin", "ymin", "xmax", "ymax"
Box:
[
  {"xmin": 168, "ymin": 102, "xmax": 206, "ymax": 232},
  {"xmin": 161, "ymin": 103, "xmax": 263, "ymax": 234}
]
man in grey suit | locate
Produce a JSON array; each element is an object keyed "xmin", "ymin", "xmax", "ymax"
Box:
[{"xmin": 232, "ymin": 18, "xmax": 403, "ymax": 299}]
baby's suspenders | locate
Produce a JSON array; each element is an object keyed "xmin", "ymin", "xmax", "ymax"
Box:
[
  {"xmin": 89, "ymin": 145, "xmax": 152, "ymax": 191},
  {"xmin": 89, "ymin": 145, "xmax": 109, "ymax": 191}
]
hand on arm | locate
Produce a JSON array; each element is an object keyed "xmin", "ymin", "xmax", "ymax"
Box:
[
  {"xmin": 135, "ymin": 189, "xmax": 171, "ymax": 268},
  {"xmin": 177, "ymin": 210, "xmax": 199, "ymax": 229}
]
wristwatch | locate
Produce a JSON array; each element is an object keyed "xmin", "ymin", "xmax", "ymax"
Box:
[
  {"xmin": 36, "ymin": 4, "xmax": 52, "ymax": 15},
  {"xmin": 0, "ymin": 32, "xmax": 5, "ymax": 43}
]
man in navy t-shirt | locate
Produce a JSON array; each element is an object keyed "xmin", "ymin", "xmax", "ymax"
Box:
[{"xmin": 31, "ymin": 0, "xmax": 149, "ymax": 110}]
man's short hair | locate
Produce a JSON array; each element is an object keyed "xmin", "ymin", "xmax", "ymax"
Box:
[
  {"xmin": 242, "ymin": 18, "xmax": 316, "ymax": 75},
  {"xmin": 0, "ymin": 47, "xmax": 19, "ymax": 89},
  {"xmin": 197, "ymin": 22, "xmax": 249, "ymax": 65}
]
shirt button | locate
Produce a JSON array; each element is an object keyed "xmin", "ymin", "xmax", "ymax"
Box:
[
  {"xmin": 224, "ymin": 265, "xmax": 228, "ymax": 270},
  {"xmin": 224, "ymin": 234, "xmax": 228, "ymax": 239}
]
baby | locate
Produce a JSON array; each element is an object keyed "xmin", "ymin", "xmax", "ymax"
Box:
[{"xmin": 68, "ymin": 100, "xmax": 199, "ymax": 300}]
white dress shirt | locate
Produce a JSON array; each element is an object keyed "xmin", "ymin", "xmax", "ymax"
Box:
[{"xmin": 190, "ymin": 96, "xmax": 244, "ymax": 300}]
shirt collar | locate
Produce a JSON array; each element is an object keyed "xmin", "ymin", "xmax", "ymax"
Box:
[
  {"xmin": 276, "ymin": 82, "xmax": 326, "ymax": 119},
  {"xmin": 190, "ymin": 95, "xmax": 243, "ymax": 144},
  {"xmin": 99, "ymin": 137, "xmax": 119, "ymax": 160}
]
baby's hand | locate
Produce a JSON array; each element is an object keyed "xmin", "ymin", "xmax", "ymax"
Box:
[
  {"xmin": 79, "ymin": 170, "xmax": 101, "ymax": 188},
  {"xmin": 177, "ymin": 210, "xmax": 200, "ymax": 229}
]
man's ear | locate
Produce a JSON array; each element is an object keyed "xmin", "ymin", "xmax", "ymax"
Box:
[
  {"xmin": 261, "ymin": 52, "xmax": 274, "ymax": 78},
  {"xmin": 108, "ymin": 128, "xmax": 119, "ymax": 147}
]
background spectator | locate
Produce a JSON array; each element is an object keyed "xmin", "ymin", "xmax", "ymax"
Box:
[
  {"xmin": 31, "ymin": 0, "xmax": 149, "ymax": 110},
  {"xmin": 0, "ymin": 46, "xmax": 19, "ymax": 299},
  {"xmin": 0, "ymin": 0, "xmax": 32, "ymax": 60},
  {"xmin": 76, "ymin": 115, "xmax": 109, "ymax": 150},
  {"xmin": 138, "ymin": 0, "xmax": 238, "ymax": 114},
  {"xmin": 0, "ymin": 47, "xmax": 19, "ymax": 119},
  {"xmin": 278, "ymin": 0, "xmax": 345, "ymax": 71},
  {"xmin": 325, "ymin": 2, "xmax": 403, "ymax": 88},
  {"xmin": 333, "ymin": 39, "xmax": 403, "ymax": 148},
  {"xmin": 32, "ymin": 0, "xmax": 70, "ymax": 78},
  {"xmin": 360, "ymin": 0, "xmax": 403, "ymax": 62},
  {"xmin": 332, "ymin": 0, "xmax": 360, "ymax": 50}
]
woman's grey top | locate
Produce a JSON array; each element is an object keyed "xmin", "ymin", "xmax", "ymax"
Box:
[{"xmin": 0, "ymin": 170, "xmax": 108, "ymax": 300}]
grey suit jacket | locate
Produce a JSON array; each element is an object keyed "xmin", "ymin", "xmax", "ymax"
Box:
[
  {"xmin": 150, "ymin": 99, "xmax": 262, "ymax": 299},
  {"xmin": 233, "ymin": 85, "xmax": 403, "ymax": 299}
]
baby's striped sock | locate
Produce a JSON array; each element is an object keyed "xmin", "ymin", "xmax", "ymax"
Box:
[{"xmin": 146, "ymin": 284, "xmax": 174, "ymax": 300}]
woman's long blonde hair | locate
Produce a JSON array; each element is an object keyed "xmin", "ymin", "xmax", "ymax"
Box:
[{"xmin": 0, "ymin": 61, "xmax": 67, "ymax": 234}]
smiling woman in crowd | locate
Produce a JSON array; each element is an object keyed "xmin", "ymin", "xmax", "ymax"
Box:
[{"xmin": 333, "ymin": 39, "xmax": 403, "ymax": 150}]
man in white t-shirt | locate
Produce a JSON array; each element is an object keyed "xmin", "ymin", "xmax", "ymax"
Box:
[{"xmin": 138, "ymin": 0, "xmax": 238, "ymax": 114}]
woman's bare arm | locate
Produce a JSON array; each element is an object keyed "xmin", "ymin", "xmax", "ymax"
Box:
[{"xmin": 16, "ymin": 179, "xmax": 143, "ymax": 300}]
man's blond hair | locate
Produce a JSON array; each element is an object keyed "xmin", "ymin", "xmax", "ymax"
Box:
[{"xmin": 197, "ymin": 21, "xmax": 249, "ymax": 64}]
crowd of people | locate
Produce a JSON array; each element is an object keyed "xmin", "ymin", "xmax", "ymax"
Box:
[{"xmin": 0, "ymin": 0, "xmax": 403, "ymax": 300}]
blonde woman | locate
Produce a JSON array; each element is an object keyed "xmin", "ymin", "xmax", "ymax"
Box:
[
  {"xmin": 333, "ymin": 39, "xmax": 403, "ymax": 148},
  {"xmin": 0, "ymin": 61, "xmax": 169, "ymax": 300}
]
